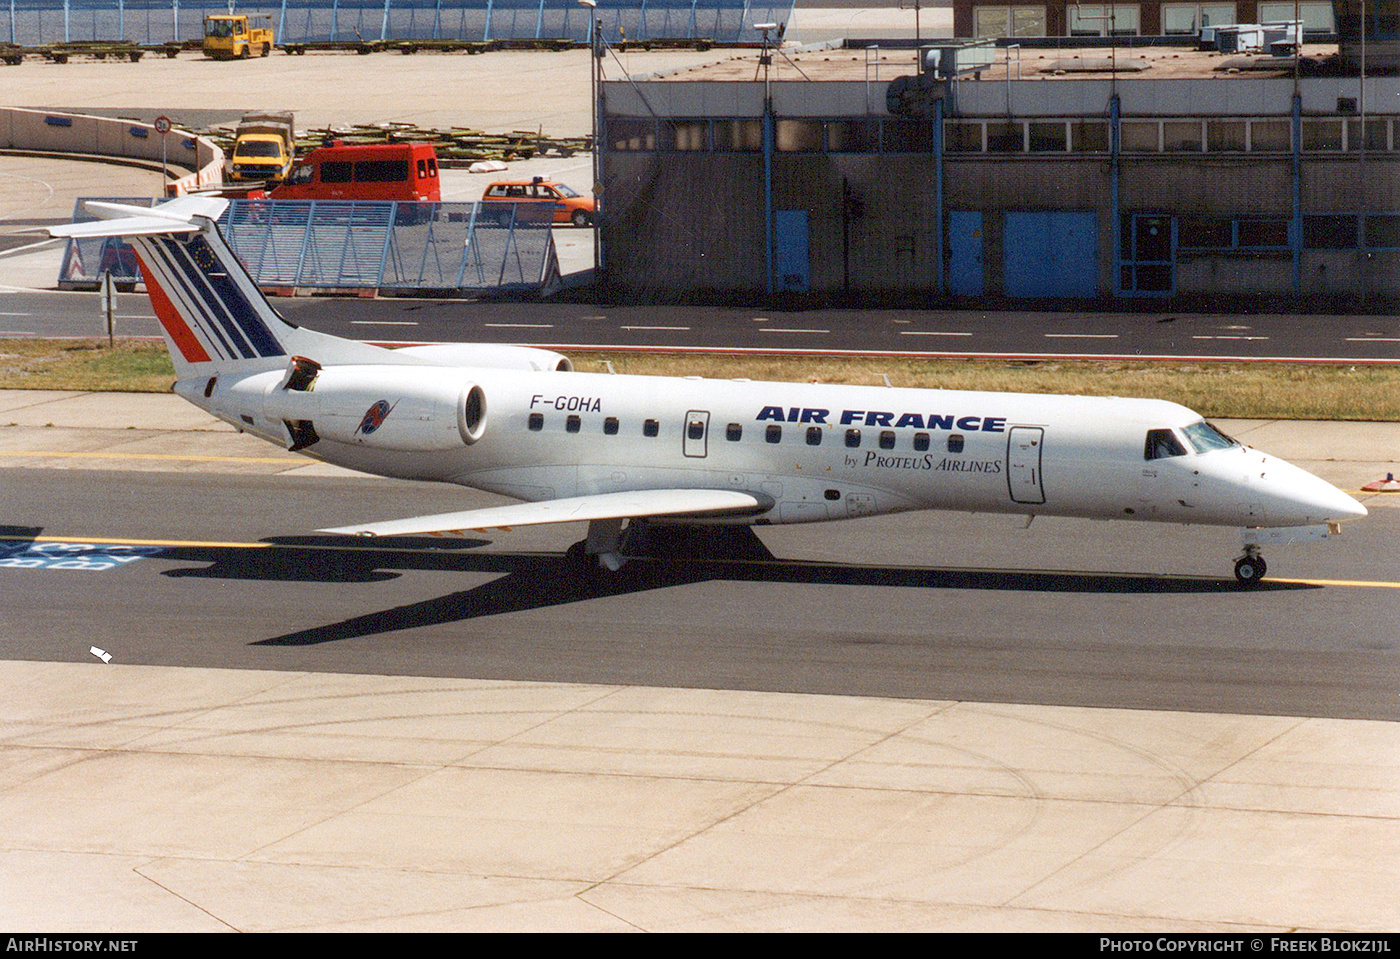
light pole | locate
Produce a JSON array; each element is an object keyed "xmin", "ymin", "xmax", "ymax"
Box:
[{"xmin": 578, "ymin": 0, "xmax": 602, "ymax": 279}]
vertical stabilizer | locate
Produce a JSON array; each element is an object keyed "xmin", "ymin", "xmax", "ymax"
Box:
[{"xmin": 48, "ymin": 198, "xmax": 395, "ymax": 380}]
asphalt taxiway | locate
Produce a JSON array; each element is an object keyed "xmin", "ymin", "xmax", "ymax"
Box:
[{"xmin": 0, "ymin": 390, "xmax": 1398, "ymax": 931}]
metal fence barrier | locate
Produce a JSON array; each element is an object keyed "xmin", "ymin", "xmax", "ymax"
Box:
[
  {"xmin": 4, "ymin": 0, "xmax": 797, "ymax": 46},
  {"xmin": 59, "ymin": 197, "xmax": 562, "ymax": 295}
]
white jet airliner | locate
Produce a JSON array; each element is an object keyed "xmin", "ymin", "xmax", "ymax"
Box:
[{"xmin": 51, "ymin": 197, "xmax": 1367, "ymax": 586}]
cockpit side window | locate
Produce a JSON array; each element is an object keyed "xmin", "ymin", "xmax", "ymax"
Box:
[
  {"xmin": 1145, "ymin": 428, "xmax": 1188, "ymax": 460},
  {"xmin": 1182, "ymin": 420, "xmax": 1239, "ymax": 454}
]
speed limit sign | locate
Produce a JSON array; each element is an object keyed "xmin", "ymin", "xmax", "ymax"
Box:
[{"xmin": 153, "ymin": 115, "xmax": 172, "ymax": 134}]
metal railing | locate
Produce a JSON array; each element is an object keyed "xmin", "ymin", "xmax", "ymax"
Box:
[
  {"xmin": 59, "ymin": 197, "xmax": 561, "ymax": 294},
  {"xmin": 5, "ymin": 0, "xmax": 796, "ymax": 46}
]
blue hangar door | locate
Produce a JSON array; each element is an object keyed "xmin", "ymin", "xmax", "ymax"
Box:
[{"xmin": 1003, "ymin": 212, "xmax": 1098, "ymax": 298}]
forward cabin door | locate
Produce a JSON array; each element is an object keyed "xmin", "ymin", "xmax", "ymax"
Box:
[
  {"xmin": 683, "ymin": 410, "xmax": 710, "ymax": 458},
  {"xmin": 1007, "ymin": 426, "xmax": 1046, "ymax": 505}
]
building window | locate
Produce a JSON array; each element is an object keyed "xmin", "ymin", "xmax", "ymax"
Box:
[
  {"xmin": 1120, "ymin": 121, "xmax": 1160, "ymax": 152},
  {"xmin": 1303, "ymin": 215, "xmax": 1359, "ymax": 249},
  {"xmin": 1207, "ymin": 120, "xmax": 1247, "ymax": 152},
  {"xmin": 1345, "ymin": 119, "xmax": 1391, "ymax": 152},
  {"xmin": 715, "ymin": 119, "xmax": 762, "ymax": 153},
  {"xmin": 1162, "ymin": 2, "xmax": 1236, "ymax": 34},
  {"xmin": 776, "ymin": 119, "xmax": 823, "ymax": 153},
  {"xmin": 973, "ymin": 5, "xmax": 1047, "ymax": 37},
  {"xmin": 1164, "ymin": 120, "xmax": 1204, "ymax": 152},
  {"xmin": 667, "ymin": 120, "xmax": 710, "ymax": 151},
  {"xmin": 945, "ymin": 121, "xmax": 984, "ymax": 153},
  {"xmin": 884, "ymin": 119, "xmax": 934, "ymax": 153},
  {"xmin": 1179, "ymin": 216, "xmax": 1234, "ymax": 249},
  {"xmin": 1068, "ymin": 3, "xmax": 1141, "ymax": 35},
  {"xmin": 1303, "ymin": 119, "xmax": 1344, "ymax": 151},
  {"xmin": 1250, "ymin": 120, "xmax": 1292, "ymax": 152},
  {"xmin": 609, "ymin": 118, "xmax": 656, "ymax": 152},
  {"xmin": 1029, "ymin": 121, "xmax": 1068, "ymax": 152},
  {"xmin": 987, "ymin": 122, "xmax": 1024, "ymax": 152},
  {"xmin": 827, "ymin": 120, "xmax": 880, "ymax": 153},
  {"xmin": 1072, "ymin": 120, "xmax": 1110, "ymax": 152},
  {"xmin": 1258, "ymin": 1, "xmax": 1335, "ymax": 32},
  {"xmin": 1365, "ymin": 215, "xmax": 1400, "ymax": 249}
]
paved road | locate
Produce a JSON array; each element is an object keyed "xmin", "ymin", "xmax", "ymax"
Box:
[
  {"xmin": 6, "ymin": 287, "xmax": 1400, "ymax": 361},
  {"xmin": 3, "ymin": 468, "xmax": 1396, "ymax": 720}
]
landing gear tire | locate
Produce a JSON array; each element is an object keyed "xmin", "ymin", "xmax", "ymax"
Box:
[{"xmin": 1234, "ymin": 555, "xmax": 1267, "ymax": 587}]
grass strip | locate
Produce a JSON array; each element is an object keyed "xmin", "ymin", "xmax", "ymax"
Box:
[{"xmin": 2, "ymin": 338, "xmax": 1397, "ymax": 421}]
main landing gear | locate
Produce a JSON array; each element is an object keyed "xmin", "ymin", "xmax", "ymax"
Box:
[{"xmin": 1233, "ymin": 546, "xmax": 1268, "ymax": 588}]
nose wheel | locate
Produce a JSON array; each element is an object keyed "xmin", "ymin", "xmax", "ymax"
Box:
[{"xmin": 1234, "ymin": 548, "xmax": 1267, "ymax": 587}]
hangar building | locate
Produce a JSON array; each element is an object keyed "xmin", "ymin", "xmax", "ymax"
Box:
[{"xmin": 596, "ymin": 18, "xmax": 1399, "ymax": 305}]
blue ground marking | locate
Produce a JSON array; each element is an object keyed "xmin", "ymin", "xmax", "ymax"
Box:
[{"xmin": 0, "ymin": 541, "xmax": 165, "ymax": 571}]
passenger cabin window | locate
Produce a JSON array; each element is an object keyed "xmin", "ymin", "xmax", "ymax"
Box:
[
  {"xmin": 566, "ymin": 415, "xmax": 581, "ymax": 433},
  {"xmin": 726, "ymin": 423, "xmax": 742, "ymax": 441},
  {"xmin": 879, "ymin": 430, "xmax": 896, "ymax": 450},
  {"xmin": 320, "ymin": 161, "xmax": 352, "ymax": 183},
  {"xmin": 948, "ymin": 434, "xmax": 965, "ymax": 454},
  {"xmin": 643, "ymin": 418, "xmax": 659, "ymax": 437},
  {"xmin": 913, "ymin": 432, "xmax": 930, "ymax": 452},
  {"xmin": 766, "ymin": 424, "xmax": 782, "ymax": 444},
  {"xmin": 355, "ymin": 160, "xmax": 409, "ymax": 183},
  {"xmin": 603, "ymin": 416, "xmax": 619, "ymax": 435},
  {"xmin": 806, "ymin": 426, "xmax": 823, "ymax": 446},
  {"xmin": 528, "ymin": 412, "xmax": 544, "ymax": 431},
  {"xmin": 845, "ymin": 428, "xmax": 861, "ymax": 448},
  {"xmin": 1145, "ymin": 428, "xmax": 1188, "ymax": 460}
]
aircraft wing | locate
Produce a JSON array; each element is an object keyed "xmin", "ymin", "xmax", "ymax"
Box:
[{"xmin": 318, "ymin": 488, "xmax": 771, "ymax": 538}]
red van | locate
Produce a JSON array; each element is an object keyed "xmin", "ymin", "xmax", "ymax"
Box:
[{"xmin": 270, "ymin": 141, "xmax": 441, "ymax": 202}]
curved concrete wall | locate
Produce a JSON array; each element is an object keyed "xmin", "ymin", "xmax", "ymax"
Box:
[{"xmin": 0, "ymin": 107, "xmax": 224, "ymax": 195}]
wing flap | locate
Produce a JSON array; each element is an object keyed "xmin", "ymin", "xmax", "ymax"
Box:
[{"xmin": 319, "ymin": 488, "xmax": 771, "ymax": 538}]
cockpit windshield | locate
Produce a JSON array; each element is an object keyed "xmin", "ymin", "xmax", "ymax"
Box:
[
  {"xmin": 1145, "ymin": 428, "xmax": 1187, "ymax": 460},
  {"xmin": 1182, "ymin": 420, "xmax": 1239, "ymax": 454}
]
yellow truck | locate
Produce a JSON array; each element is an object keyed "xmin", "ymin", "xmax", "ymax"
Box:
[
  {"xmin": 202, "ymin": 14, "xmax": 274, "ymax": 60},
  {"xmin": 226, "ymin": 112, "xmax": 296, "ymax": 183}
]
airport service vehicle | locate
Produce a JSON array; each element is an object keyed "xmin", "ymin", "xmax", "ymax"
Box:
[
  {"xmin": 203, "ymin": 14, "xmax": 274, "ymax": 60},
  {"xmin": 271, "ymin": 142, "xmax": 442, "ymax": 202},
  {"xmin": 482, "ymin": 177, "xmax": 594, "ymax": 227},
  {"xmin": 227, "ymin": 113, "xmax": 295, "ymax": 183},
  {"xmin": 49, "ymin": 198, "xmax": 1367, "ymax": 586}
]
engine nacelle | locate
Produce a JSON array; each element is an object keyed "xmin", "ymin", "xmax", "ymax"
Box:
[
  {"xmin": 264, "ymin": 363, "xmax": 487, "ymax": 452},
  {"xmin": 392, "ymin": 343, "xmax": 573, "ymax": 372}
]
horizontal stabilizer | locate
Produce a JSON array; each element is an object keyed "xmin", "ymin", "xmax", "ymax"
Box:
[
  {"xmin": 47, "ymin": 196, "xmax": 230, "ymax": 239},
  {"xmin": 319, "ymin": 488, "xmax": 770, "ymax": 538}
]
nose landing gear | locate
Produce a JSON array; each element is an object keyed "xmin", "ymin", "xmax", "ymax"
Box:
[{"xmin": 1234, "ymin": 546, "xmax": 1267, "ymax": 587}]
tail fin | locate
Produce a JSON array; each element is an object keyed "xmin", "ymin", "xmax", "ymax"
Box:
[
  {"xmin": 49, "ymin": 197, "xmax": 388, "ymax": 380},
  {"xmin": 51, "ymin": 197, "xmax": 298, "ymax": 379}
]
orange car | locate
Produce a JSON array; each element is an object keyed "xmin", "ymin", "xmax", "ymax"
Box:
[{"xmin": 482, "ymin": 177, "xmax": 594, "ymax": 227}]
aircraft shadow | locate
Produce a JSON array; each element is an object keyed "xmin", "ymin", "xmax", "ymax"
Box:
[{"xmin": 141, "ymin": 526, "xmax": 1315, "ymax": 648}]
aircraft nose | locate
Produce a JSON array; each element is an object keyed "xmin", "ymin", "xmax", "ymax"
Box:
[{"xmin": 1272, "ymin": 466, "xmax": 1368, "ymax": 524}]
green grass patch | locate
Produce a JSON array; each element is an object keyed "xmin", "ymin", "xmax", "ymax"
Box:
[{"xmin": 2, "ymin": 338, "xmax": 1397, "ymax": 422}]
